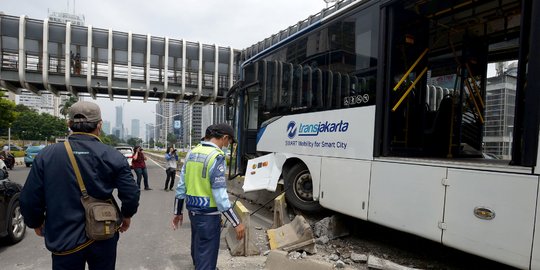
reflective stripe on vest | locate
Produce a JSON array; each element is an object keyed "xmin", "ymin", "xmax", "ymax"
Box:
[{"xmin": 184, "ymin": 144, "xmax": 224, "ymax": 208}]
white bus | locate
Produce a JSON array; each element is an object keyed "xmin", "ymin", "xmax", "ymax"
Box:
[{"xmin": 226, "ymin": 0, "xmax": 540, "ymax": 268}]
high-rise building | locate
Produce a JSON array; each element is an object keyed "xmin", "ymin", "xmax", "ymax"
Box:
[
  {"xmin": 154, "ymin": 101, "xmax": 225, "ymax": 148},
  {"xmin": 115, "ymin": 106, "xmax": 124, "ymax": 139},
  {"xmin": 201, "ymin": 104, "xmax": 227, "ymax": 132},
  {"xmin": 146, "ymin": 123, "xmax": 154, "ymax": 143},
  {"xmin": 102, "ymin": 120, "xmax": 111, "ymax": 134},
  {"xmin": 131, "ymin": 119, "xmax": 140, "ymax": 138},
  {"xmin": 48, "ymin": 1, "xmax": 86, "ymax": 27},
  {"xmin": 191, "ymin": 104, "xmax": 203, "ymax": 146},
  {"xmin": 483, "ymin": 63, "xmax": 517, "ymax": 160},
  {"xmin": 14, "ymin": 90, "xmax": 72, "ymax": 118},
  {"xmin": 112, "ymin": 127, "xmax": 121, "ymax": 139},
  {"xmin": 15, "ymin": 90, "xmax": 55, "ymax": 115}
]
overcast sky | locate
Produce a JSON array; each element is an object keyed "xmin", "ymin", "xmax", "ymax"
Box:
[{"xmin": 1, "ymin": 0, "xmax": 329, "ymax": 136}]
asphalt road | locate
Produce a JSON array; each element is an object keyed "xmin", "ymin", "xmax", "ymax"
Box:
[{"xmin": 0, "ymin": 157, "xmax": 271, "ymax": 270}]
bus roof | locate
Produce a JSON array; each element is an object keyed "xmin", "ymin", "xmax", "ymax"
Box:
[{"xmin": 241, "ymin": 0, "xmax": 364, "ymax": 63}]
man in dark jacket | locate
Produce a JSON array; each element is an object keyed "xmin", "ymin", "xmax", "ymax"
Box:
[{"xmin": 20, "ymin": 101, "xmax": 140, "ymax": 270}]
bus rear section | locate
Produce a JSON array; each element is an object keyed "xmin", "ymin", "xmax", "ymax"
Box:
[{"xmin": 228, "ymin": 0, "xmax": 540, "ymax": 268}]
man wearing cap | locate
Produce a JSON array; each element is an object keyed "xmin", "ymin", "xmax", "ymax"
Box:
[
  {"xmin": 171, "ymin": 123, "xmax": 245, "ymax": 270},
  {"xmin": 20, "ymin": 101, "xmax": 140, "ymax": 270}
]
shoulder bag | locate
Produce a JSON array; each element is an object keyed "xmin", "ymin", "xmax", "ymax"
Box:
[{"xmin": 64, "ymin": 141, "xmax": 121, "ymax": 240}]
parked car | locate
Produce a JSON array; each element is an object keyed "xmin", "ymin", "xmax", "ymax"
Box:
[
  {"xmin": 115, "ymin": 146, "xmax": 134, "ymax": 167},
  {"xmin": 0, "ymin": 159, "xmax": 26, "ymax": 244},
  {"xmin": 2, "ymin": 144, "xmax": 22, "ymax": 152},
  {"xmin": 24, "ymin": 145, "xmax": 45, "ymax": 167}
]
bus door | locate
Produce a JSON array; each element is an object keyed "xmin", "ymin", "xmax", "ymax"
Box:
[
  {"xmin": 226, "ymin": 62, "xmax": 261, "ymax": 176},
  {"xmin": 382, "ymin": 2, "xmax": 430, "ymax": 157}
]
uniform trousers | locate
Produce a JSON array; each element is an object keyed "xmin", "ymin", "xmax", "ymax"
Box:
[
  {"xmin": 51, "ymin": 233, "xmax": 119, "ymax": 270},
  {"xmin": 188, "ymin": 212, "xmax": 221, "ymax": 270}
]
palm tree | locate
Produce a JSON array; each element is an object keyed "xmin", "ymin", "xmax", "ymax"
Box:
[{"xmin": 59, "ymin": 96, "xmax": 79, "ymax": 119}]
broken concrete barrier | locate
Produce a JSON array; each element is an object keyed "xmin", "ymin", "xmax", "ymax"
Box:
[
  {"xmin": 272, "ymin": 193, "xmax": 290, "ymax": 228},
  {"xmin": 267, "ymin": 215, "xmax": 316, "ymax": 254},
  {"xmin": 313, "ymin": 215, "xmax": 349, "ymax": 240},
  {"xmin": 225, "ymin": 201, "xmax": 259, "ymax": 256}
]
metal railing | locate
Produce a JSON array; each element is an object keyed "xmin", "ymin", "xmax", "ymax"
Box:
[{"xmin": 241, "ymin": 0, "xmax": 359, "ymax": 60}]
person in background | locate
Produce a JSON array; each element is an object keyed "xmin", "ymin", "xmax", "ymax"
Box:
[
  {"xmin": 19, "ymin": 101, "xmax": 140, "ymax": 270},
  {"xmin": 132, "ymin": 146, "xmax": 151, "ymax": 190},
  {"xmin": 164, "ymin": 146, "xmax": 178, "ymax": 191},
  {"xmin": 171, "ymin": 123, "xmax": 245, "ymax": 270},
  {"xmin": 74, "ymin": 53, "xmax": 81, "ymax": 75}
]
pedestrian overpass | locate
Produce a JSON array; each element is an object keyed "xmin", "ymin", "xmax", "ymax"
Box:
[{"xmin": 0, "ymin": 14, "xmax": 239, "ymax": 103}]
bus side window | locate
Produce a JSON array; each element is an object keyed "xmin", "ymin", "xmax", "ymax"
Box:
[
  {"xmin": 303, "ymin": 66, "xmax": 312, "ymax": 108},
  {"xmin": 342, "ymin": 74, "xmax": 350, "ymax": 107},
  {"xmin": 292, "ymin": 65, "xmax": 303, "ymax": 109},
  {"xmin": 325, "ymin": 70, "xmax": 334, "ymax": 109},
  {"xmin": 274, "ymin": 61, "xmax": 281, "ymax": 110},
  {"xmin": 312, "ymin": 68, "xmax": 323, "ymax": 109},
  {"xmin": 333, "ymin": 72, "xmax": 342, "ymax": 109},
  {"xmin": 280, "ymin": 63, "xmax": 293, "ymax": 111},
  {"xmin": 265, "ymin": 61, "xmax": 277, "ymax": 111}
]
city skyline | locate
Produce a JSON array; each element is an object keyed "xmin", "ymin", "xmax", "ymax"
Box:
[{"xmin": 1, "ymin": 0, "xmax": 329, "ymax": 139}]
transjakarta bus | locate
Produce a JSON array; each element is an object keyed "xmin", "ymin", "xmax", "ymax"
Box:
[{"xmin": 226, "ymin": 0, "xmax": 540, "ymax": 268}]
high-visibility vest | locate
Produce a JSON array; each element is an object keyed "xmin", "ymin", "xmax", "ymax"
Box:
[{"xmin": 185, "ymin": 144, "xmax": 224, "ymax": 208}]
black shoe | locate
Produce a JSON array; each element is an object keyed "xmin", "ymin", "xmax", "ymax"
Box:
[{"xmin": 144, "ymin": 188, "xmax": 152, "ymax": 190}]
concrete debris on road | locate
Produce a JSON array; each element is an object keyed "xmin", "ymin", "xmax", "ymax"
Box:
[
  {"xmin": 264, "ymin": 250, "xmax": 357, "ymax": 270},
  {"xmin": 313, "ymin": 215, "xmax": 350, "ymax": 240},
  {"xmin": 367, "ymin": 255, "xmax": 422, "ymax": 270},
  {"xmin": 334, "ymin": 260, "xmax": 346, "ymax": 268},
  {"xmin": 315, "ymin": 235, "xmax": 330, "ymax": 244},
  {"xmin": 350, "ymin": 252, "xmax": 368, "ymax": 263},
  {"xmin": 267, "ymin": 215, "xmax": 316, "ymax": 254}
]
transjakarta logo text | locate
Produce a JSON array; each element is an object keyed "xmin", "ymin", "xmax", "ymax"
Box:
[{"xmin": 287, "ymin": 120, "xmax": 349, "ymax": 138}]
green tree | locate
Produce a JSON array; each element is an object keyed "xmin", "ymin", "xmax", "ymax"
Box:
[
  {"xmin": 127, "ymin": 137, "xmax": 143, "ymax": 147},
  {"xmin": 59, "ymin": 95, "xmax": 79, "ymax": 119},
  {"xmin": 0, "ymin": 91, "xmax": 19, "ymax": 130},
  {"xmin": 39, "ymin": 113, "xmax": 68, "ymax": 140},
  {"xmin": 167, "ymin": 133, "xmax": 177, "ymax": 147},
  {"xmin": 11, "ymin": 111, "xmax": 67, "ymax": 141},
  {"xmin": 12, "ymin": 110, "xmax": 40, "ymax": 140},
  {"xmin": 14, "ymin": 104, "xmax": 36, "ymax": 114},
  {"xmin": 101, "ymin": 134, "xmax": 121, "ymax": 146},
  {"xmin": 149, "ymin": 138, "xmax": 155, "ymax": 148}
]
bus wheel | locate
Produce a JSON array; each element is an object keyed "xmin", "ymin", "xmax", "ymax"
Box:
[{"xmin": 285, "ymin": 164, "xmax": 322, "ymax": 213}]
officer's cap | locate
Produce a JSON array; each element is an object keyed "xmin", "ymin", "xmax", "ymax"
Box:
[{"xmin": 204, "ymin": 123, "xmax": 236, "ymax": 143}]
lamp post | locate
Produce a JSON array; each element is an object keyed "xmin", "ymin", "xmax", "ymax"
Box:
[
  {"xmin": 7, "ymin": 123, "xmax": 11, "ymax": 151},
  {"xmin": 154, "ymin": 112, "xmax": 180, "ymax": 149}
]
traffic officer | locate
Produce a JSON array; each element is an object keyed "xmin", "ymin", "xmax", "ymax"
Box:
[{"xmin": 171, "ymin": 123, "xmax": 245, "ymax": 270}]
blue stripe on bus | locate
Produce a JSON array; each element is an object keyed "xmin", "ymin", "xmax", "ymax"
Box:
[{"xmin": 256, "ymin": 126, "xmax": 267, "ymax": 145}]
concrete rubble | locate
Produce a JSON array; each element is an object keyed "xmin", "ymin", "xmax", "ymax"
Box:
[
  {"xmin": 267, "ymin": 215, "xmax": 316, "ymax": 254},
  {"xmin": 313, "ymin": 215, "xmax": 350, "ymax": 240}
]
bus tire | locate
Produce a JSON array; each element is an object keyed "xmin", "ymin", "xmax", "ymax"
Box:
[{"xmin": 285, "ymin": 163, "xmax": 322, "ymax": 213}]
